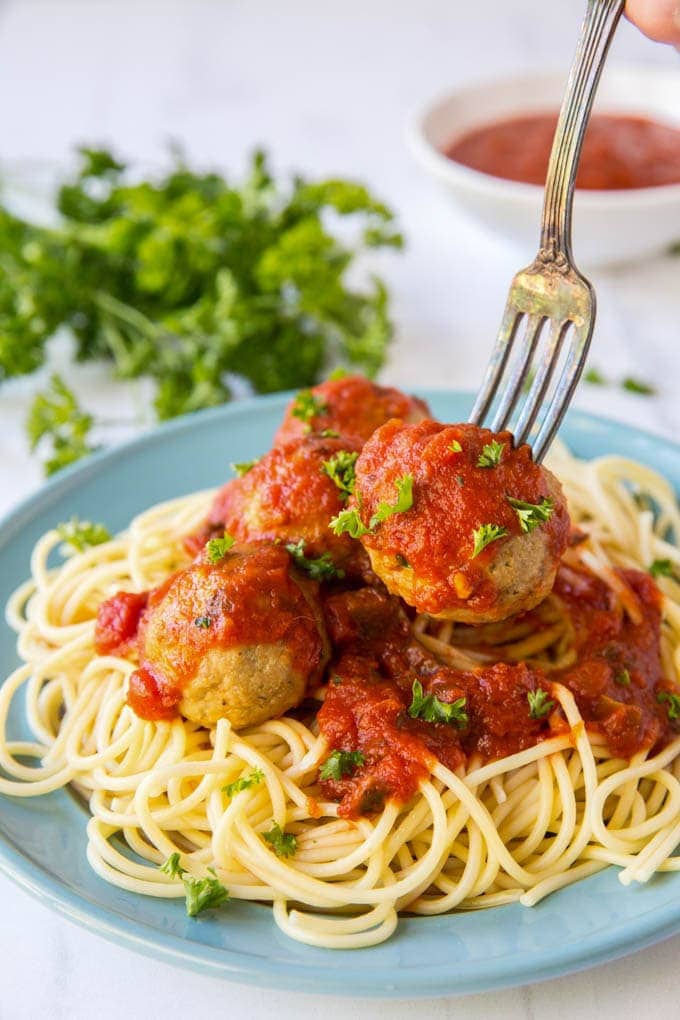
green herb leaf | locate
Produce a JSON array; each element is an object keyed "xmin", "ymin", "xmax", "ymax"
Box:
[
  {"xmin": 231, "ymin": 459, "xmax": 259, "ymax": 477},
  {"xmin": 319, "ymin": 749, "xmax": 366, "ymax": 780},
  {"xmin": 649, "ymin": 559, "xmax": 675, "ymax": 579},
  {"xmin": 285, "ymin": 539, "xmax": 344, "ymax": 581},
  {"xmin": 223, "ymin": 768, "xmax": 264, "ymax": 797},
  {"xmin": 291, "ymin": 389, "xmax": 328, "ymax": 427},
  {"xmin": 477, "ymin": 440, "xmax": 505, "ymax": 468},
  {"xmin": 56, "ymin": 517, "xmax": 111, "ymax": 552},
  {"xmin": 369, "ymin": 474, "xmax": 414, "ymax": 528},
  {"xmin": 395, "ymin": 553, "xmax": 410, "ymax": 568},
  {"xmin": 194, "ymin": 616, "xmax": 212, "ymax": 629},
  {"xmin": 320, "ymin": 428, "xmax": 340, "ymax": 438},
  {"xmin": 27, "ymin": 374, "xmax": 98, "ymax": 476},
  {"xmin": 160, "ymin": 853, "xmax": 185, "ymax": 879},
  {"xmin": 8, "ymin": 149, "xmax": 400, "ymax": 463},
  {"xmin": 205, "ymin": 534, "xmax": 235, "ymax": 563},
  {"xmin": 527, "ymin": 689, "xmax": 554, "ymax": 719},
  {"xmin": 622, "ymin": 377, "xmax": 656, "ymax": 396},
  {"xmin": 183, "ymin": 870, "xmax": 230, "ymax": 917},
  {"xmin": 584, "ymin": 367, "xmax": 606, "ymax": 385},
  {"xmin": 322, "ymin": 450, "xmax": 358, "ymax": 500},
  {"xmin": 263, "ymin": 822, "xmax": 297, "ymax": 858},
  {"xmin": 329, "ymin": 507, "xmax": 371, "ymax": 538},
  {"xmin": 507, "ymin": 497, "xmax": 554, "ymax": 533},
  {"xmin": 615, "ymin": 669, "xmax": 631, "ymax": 687},
  {"xmin": 408, "ymin": 679, "xmax": 468, "ymax": 727},
  {"xmin": 449, "ymin": 439, "xmax": 462, "ymax": 453},
  {"xmin": 657, "ymin": 690, "xmax": 680, "ymax": 721},
  {"xmin": 159, "ymin": 854, "xmax": 229, "ymax": 916},
  {"xmin": 471, "ymin": 523, "xmax": 508, "ymax": 558}
]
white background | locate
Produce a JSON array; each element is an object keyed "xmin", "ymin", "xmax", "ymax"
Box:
[{"xmin": 1, "ymin": 1, "xmax": 679, "ymax": 1017}]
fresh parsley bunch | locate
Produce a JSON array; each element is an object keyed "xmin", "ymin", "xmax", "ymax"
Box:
[{"xmin": 1, "ymin": 146, "xmax": 402, "ymax": 474}]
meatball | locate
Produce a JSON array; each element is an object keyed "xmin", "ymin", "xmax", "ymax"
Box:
[
  {"xmin": 274, "ymin": 374, "xmax": 430, "ymax": 447},
  {"xmin": 350, "ymin": 420, "xmax": 570, "ymax": 624},
  {"xmin": 128, "ymin": 544, "xmax": 329, "ymax": 728},
  {"xmin": 206, "ymin": 434, "xmax": 368, "ymax": 577}
]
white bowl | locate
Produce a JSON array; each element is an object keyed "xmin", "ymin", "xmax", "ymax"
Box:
[{"xmin": 407, "ymin": 66, "xmax": 680, "ymax": 267}]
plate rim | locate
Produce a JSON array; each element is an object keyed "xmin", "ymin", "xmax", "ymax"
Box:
[{"xmin": 3, "ymin": 388, "xmax": 680, "ymax": 998}]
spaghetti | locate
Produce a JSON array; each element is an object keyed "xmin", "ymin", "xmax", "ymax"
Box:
[{"xmin": 2, "ymin": 441, "xmax": 680, "ymax": 949}]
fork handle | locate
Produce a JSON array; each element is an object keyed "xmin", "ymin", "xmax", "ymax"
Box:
[{"xmin": 539, "ymin": 0, "xmax": 625, "ymax": 264}]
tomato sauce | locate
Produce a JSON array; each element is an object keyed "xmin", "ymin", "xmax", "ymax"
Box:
[
  {"xmin": 445, "ymin": 113, "xmax": 680, "ymax": 190},
  {"xmin": 94, "ymin": 591, "xmax": 148, "ymax": 657},
  {"xmin": 318, "ymin": 565, "xmax": 674, "ymax": 817}
]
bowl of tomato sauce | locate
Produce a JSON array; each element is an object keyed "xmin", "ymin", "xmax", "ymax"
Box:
[{"xmin": 407, "ymin": 66, "xmax": 680, "ymax": 266}]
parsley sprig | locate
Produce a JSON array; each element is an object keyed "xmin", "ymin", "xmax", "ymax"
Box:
[
  {"xmin": 263, "ymin": 822, "xmax": 297, "ymax": 858},
  {"xmin": 231, "ymin": 459, "xmax": 260, "ymax": 477},
  {"xmin": 369, "ymin": 474, "xmax": 414, "ymax": 528},
  {"xmin": 408, "ymin": 680, "xmax": 468, "ymax": 727},
  {"xmin": 471, "ymin": 523, "xmax": 508, "ymax": 558},
  {"xmin": 8, "ymin": 147, "xmax": 401, "ymax": 475},
  {"xmin": 159, "ymin": 854, "xmax": 229, "ymax": 917},
  {"xmin": 322, "ymin": 450, "xmax": 358, "ymax": 500},
  {"xmin": 56, "ymin": 517, "xmax": 111, "ymax": 552},
  {"xmin": 507, "ymin": 497, "xmax": 554, "ymax": 533},
  {"xmin": 319, "ymin": 749, "xmax": 366, "ymax": 780},
  {"xmin": 27, "ymin": 374, "xmax": 98, "ymax": 476},
  {"xmin": 477, "ymin": 440, "xmax": 505, "ymax": 468},
  {"xmin": 285, "ymin": 539, "xmax": 344, "ymax": 581},
  {"xmin": 649, "ymin": 559, "xmax": 677, "ymax": 580},
  {"xmin": 329, "ymin": 506, "xmax": 371, "ymax": 538},
  {"xmin": 657, "ymin": 691, "xmax": 680, "ymax": 721},
  {"xmin": 206, "ymin": 534, "xmax": 235, "ymax": 563},
  {"xmin": 223, "ymin": 768, "xmax": 264, "ymax": 797},
  {"xmin": 527, "ymin": 689, "xmax": 554, "ymax": 719},
  {"xmin": 291, "ymin": 389, "xmax": 328, "ymax": 430}
]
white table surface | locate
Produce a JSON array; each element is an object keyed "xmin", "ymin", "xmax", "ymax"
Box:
[{"xmin": 1, "ymin": 1, "xmax": 680, "ymax": 1016}]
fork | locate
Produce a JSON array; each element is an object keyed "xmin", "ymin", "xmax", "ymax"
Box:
[{"xmin": 468, "ymin": 0, "xmax": 625, "ymax": 463}]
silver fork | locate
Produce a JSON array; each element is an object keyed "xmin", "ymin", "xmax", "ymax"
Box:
[{"xmin": 469, "ymin": 0, "xmax": 625, "ymax": 463}]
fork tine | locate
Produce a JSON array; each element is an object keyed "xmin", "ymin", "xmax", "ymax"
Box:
[
  {"xmin": 531, "ymin": 317, "xmax": 595, "ymax": 463},
  {"xmin": 513, "ymin": 319, "xmax": 571, "ymax": 446},
  {"xmin": 468, "ymin": 305, "xmax": 522, "ymax": 426},
  {"xmin": 490, "ymin": 314, "xmax": 546, "ymax": 432}
]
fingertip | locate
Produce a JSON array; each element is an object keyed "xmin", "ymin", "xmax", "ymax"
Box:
[{"xmin": 625, "ymin": 0, "xmax": 680, "ymax": 45}]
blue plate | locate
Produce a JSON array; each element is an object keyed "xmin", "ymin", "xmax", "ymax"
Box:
[{"xmin": 2, "ymin": 389, "xmax": 680, "ymax": 998}]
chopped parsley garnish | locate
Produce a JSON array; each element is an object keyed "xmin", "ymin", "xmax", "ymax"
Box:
[
  {"xmin": 395, "ymin": 553, "xmax": 410, "ymax": 568},
  {"xmin": 263, "ymin": 822, "xmax": 297, "ymax": 858},
  {"xmin": 231, "ymin": 459, "xmax": 259, "ymax": 477},
  {"xmin": 622, "ymin": 377, "xmax": 656, "ymax": 396},
  {"xmin": 56, "ymin": 517, "xmax": 111, "ymax": 552},
  {"xmin": 159, "ymin": 854, "xmax": 229, "ymax": 917},
  {"xmin": 322, "ymin": 450, "xmax": 358, "ymax": 500},
  {"xmin": 449, "ymin": 439, "xmax": 462, "ymax": 453},
  {"xmin": 408, "ymin": 679, "xmax": 468, "ymax": 727},
  {"xmin": 329, "ymin": 506, "xmax": 371, "ymax": 538},
  {"xmin": 291, "ymin": 389, "xmax": 328, "ymax": 429},
  {"xmin": 507, "ymin": 497, "xmax": 554, "ymax": 533},
  {"xmin": 527, "ymin": 689, "xmax": 554, "ymax": 719},
  {"xmin": 649, "ymin": 559, "xmax": 675, "ymax": 579},
  {"xmin": 332, "ymin": 675, "xmax": 343, "ymax": 685},
  {"xmin": 320, "ymin": 428, "xmax": 340, "ymax": 438},
  {"xmin": 369, "ymin": 474, "xmax": 414, "ymax": 528},
  {"xmin": 584, "ymin": 367, "xmax": 606, "ymax": 385},
  {"xmin": 223, "ymin": 768, "xmax": 264, "ymax": 797},
  {"xmin": 657, "ymin": 691, "xmax": 680, "ymax": 721},
  {"xmin": 327, "ymin": 367, "xmax": 348, "ymax": 381},
  {"xmin": 471, "ymin": 523, "xmax": 508, "ymax": 558},
  {"xmin": 319, "ymin": 749, "xmax": 366, "ymax": 781},
  {"xmin": 477, "ymin": 440, "xmax": 505, "ymax": 468},
  {"xmin": 285, "ymin": 539, "xmax": 344, "ymax": 581},
  {"xmin": 27, "ymin": 374, "xmax": 98, "ymax": 476},
  {"xmin": 205, "ymin": 534, "xmax": 235, "ymax": 563},
  {"xmin": 194, "ymin": 616, "xmax": 212, "ymax": 629},
  {"xmin": 615, "ymin": 669, "xmax": 631, "ymax": 687}
]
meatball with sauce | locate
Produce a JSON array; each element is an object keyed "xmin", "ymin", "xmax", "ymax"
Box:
[
  {"xmin": 127, "ymin": 544, "xmax": 329, "ymax": 728},
  {"xmin": 349, "ymin": 419, "xmax": 570, "ymax": 625},
  {"xmin": 274, "ymin": 374, "xmax": 430, "ymax": 447},
  {"xmin": 204, "ymin": 434, "xmax": 368, "ymax": 577}
]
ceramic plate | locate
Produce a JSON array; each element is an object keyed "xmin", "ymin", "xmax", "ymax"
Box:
[{"xmin": 2, "ymin": 390, "xmax": 680, "ymax": 998}]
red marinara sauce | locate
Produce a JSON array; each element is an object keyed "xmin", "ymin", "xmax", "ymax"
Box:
[
  {"xmin": 445, "ymin": 112, "xmax": 680, "ymax": 190},
  {"xmin": 94, "ymin": 591, "xmax": 148, "ymax": 657}
]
